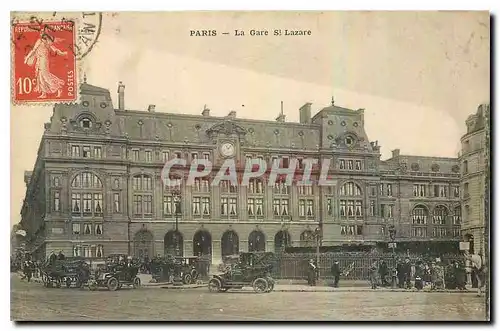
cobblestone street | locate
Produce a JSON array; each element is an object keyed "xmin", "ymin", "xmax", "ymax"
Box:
[{"xmin": 11, "ymin": 275, "xmax": 486, "ymax": 321}]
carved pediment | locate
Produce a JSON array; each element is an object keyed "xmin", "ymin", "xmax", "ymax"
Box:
[{"xmin": 206, "ymin": 120, "xmax": 247, "ymax": 137}]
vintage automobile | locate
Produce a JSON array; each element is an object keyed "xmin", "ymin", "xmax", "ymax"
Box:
[
  {"xmin": 151, "ymin": 255, "xmax": 176, "ymax": 283},
  {"xmin": 174, "ymin": 256, "xmax": 201, "ymax": 285},
  {"xmin": 208, "ymin": 252, "xmax": 276, "ymax": 293},
  {"xmin": 41, "ymin": 257, "xmax": 92, "ymax": 288},
  {"xmin": 88, "ymin": 256, "xmax": 141, "ymax": 291}
]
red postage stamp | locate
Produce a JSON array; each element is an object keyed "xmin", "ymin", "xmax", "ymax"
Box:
[{"xmin": 12, "ymin": 21, "xmax": 77, "ymax": 103}]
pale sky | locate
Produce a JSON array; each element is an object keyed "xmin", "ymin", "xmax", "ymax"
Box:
[{"xmin": 10, "ymin": 11, "xmax": 490, "ymax": 226}]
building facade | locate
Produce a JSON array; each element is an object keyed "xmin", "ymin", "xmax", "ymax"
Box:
[
  {"xmin": 459, "ymin": 104, "xmax": 490, "ymax": 255},
  {"xmin": 20, "ymin": 82, "xmax": 463, "ymax": 263}
]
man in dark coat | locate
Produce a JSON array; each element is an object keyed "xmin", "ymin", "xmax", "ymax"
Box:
[
  {"xmin": 307, "ymin": 259, "xmax": 317, "ymax": 286},
  {"xmin": 378, "ymin": 260, "xmax": 388, "ymax": 286},
  {"xmin": 396, "ymin": 259, "xmax": 405, "ymax": 288},
  {"xmin": 455, "ymin": 261, "xmax": 467, "ymax": 290},
  {"xmin": 331, "ymin": 261, "xmax": 341, "ymax": 288},
  {"xmin": 402, "ymin": 258, "xmax": 412, "ymax": 289}
]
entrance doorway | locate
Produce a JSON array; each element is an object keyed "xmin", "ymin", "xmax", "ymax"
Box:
[
  {"xmin": 221, "ymin": 230, "xmax": 239, "ymax": 257},
  {"xmin": 164, "ymin": 230, "xmax": 184, "ymax": 256},
  {"xmin": 248, "ymin": 230, "xmax": 266, "ymax": 252},
  {"xmin": 193, "ymin": 230, "xmax": 212, "ymax": 256}
]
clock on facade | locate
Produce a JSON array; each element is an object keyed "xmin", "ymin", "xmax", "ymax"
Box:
[{"xmin": 220, "ymin": 142, "xmax": 236, "ymax": 157}]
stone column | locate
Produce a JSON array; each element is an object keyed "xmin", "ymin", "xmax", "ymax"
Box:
[{"xmin": 212, "ymin": 240, "xmax": 221, "ymax": 265}]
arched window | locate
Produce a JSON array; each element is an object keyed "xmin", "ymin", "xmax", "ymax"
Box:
[
  {"xmin": 133, "ymin": 174, "xmax": 153, "ymax": 218},
  {"xmin": 71, "ymin": 172, "xmax": 103, "ymax": 217},
  {"xmin": 411, "ymin": 205, "xmax": 429, "ymax": 225},
  {"xmin": 433, "ymin": 205, "xmax": 448, "ymax": 225},
  {"xmin": 339, "ymin": 182, "xmax": 363, "ymax": 219}
]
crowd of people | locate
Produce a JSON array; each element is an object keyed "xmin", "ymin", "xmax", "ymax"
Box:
[{"xmin": 305, "ymin": 256, "xmax": 471, "ymax": 291}]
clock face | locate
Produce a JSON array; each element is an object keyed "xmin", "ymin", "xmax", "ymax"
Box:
[{"xmin": 220, "ymin": 142, "xmax": 235, "ymax": 157}]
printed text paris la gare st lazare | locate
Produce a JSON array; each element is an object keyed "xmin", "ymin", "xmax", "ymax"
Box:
[{"xmin": 189, "ymin": 29, "xmax": 312, "ymax": 37}]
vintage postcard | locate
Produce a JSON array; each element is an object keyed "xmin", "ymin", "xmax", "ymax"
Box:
[{"xmin": 10, "ymin": 11, "xmax": 490, "ymax": 322}]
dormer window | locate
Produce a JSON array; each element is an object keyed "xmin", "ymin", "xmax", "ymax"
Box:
[
  {"xmin": 345, "ymin": 136, "xmax": 354, "ymax": 146},
  {"xmin": 80, "ymin": 118, "xmax": 92, "ymax": 129}
]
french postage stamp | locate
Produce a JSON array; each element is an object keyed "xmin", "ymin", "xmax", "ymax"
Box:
[
  {"xmin": 10, "ymin": 12, "xmax": 102, "ymax": 104},
  {"xmin": 12, "ymin": 21, "xmax": 77, "ymax": 103}
]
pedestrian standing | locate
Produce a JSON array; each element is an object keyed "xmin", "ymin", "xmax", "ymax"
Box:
[
  {"xmin": 396, "ymin": 259, "xmax": 405, "ymax": 288},
  {"xmin": 378, "ymin": 260, "xmax": 388, "ymax": 286},
  {"xmin": 403, "ymin": 258, "xmax": 412, "ymax": 289},
  {"xmin": 307, "ymin": 259, "xmax": 317, "ymax": 286},
  {"xmin": 331, "ymin": 260, "xmax": 341, "ymax": 288},
  {"xmin": 369, "ymin": 261, "xmax": 379, "ymax": 289}
]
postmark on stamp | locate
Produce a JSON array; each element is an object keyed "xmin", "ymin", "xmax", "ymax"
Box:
[
  {"xmin": 12, "ymin": 21, "xmax": 77, "ymax": 103},
  {"xmin": 11, "ymin": 12, "xmax": 102, "ymax": 104}
]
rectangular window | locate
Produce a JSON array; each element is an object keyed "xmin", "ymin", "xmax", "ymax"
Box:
[
  {"xmin": 370, "ymin": 186, "xmax": 377, "ymax": 196},
  {"xmin": 145, "ymin": 151, "xmax": 152, "ymax": 162},
  {"xmin": 71, "ymin": 193, "xmax": 81, "ymax": 214},
  {"xmin": 347, "ymin": 160, "xmax": 354, "ymax": 170},
  {"xmin": 380, "ymin": 204, "xmax": 385, "ymax": 218},
  {"xmin": 83, "ymin": 223, "xmax": 92, "ymax": 235},
  {"xmin": 162, "ymin": 151, "xmax": 170, "ymax": 162},
  {"xmin": 340, "ymin": 225, "xmax": 347, "ymax": 235},
  {"xmin": 133, "ymin": 150, "xmax": 140, "ymax": 161},
  {"xmin": 439, "ymin": 186, "xmax": 447, "ymax": 198},
  {"xmin": 255, "ymin": 198, "xmax": 263, "ymax": 216},
  {"xmin": 192, "ymin": 197, "xmax": 201, "ymax": 215},
  {"xmin": 339, "ymin": 160, "xmax": 345, "ymax": 170},
  {"xmin": 298, "ymin": 158, "xmax": 304, "ymax": 169},
  {"xmin": 340, "ymin": 200, "xmax": 346, "ymax": 217},
  {"xmin": 355, "ymin": 160, "xmax": 362, "ymax": 170},
  {"xmin": 453, "ymin": 186, "xmax": 460, "ymax": 198},
  {"xmin": 434, "ymin": 185, "xmax": 439, "ymax": 197},
  {"xmin": 203, "ymin": 152, "xmax": 210, "ymax": 160},
  {"xmin": 94, "ymin": 146, "xmax": 102, "ymax": 159},
  {"xmin": 72, "ymin": 223, "xmax": 80, "ymax": 235},
  {"xmin": 191, "ymin": 152, "xmax": 198, "ymax": 161},
  {"xmin": 143, "ymin": 177, "xmax": 152, "ymax": 191},
  {"xmin": 299, "ymin": 200, "xmax": 305, "ymax": 217},
  {"xmin": 370, "ymin": 200, "xmax": 375, "ymax": 217},
  {"xmin": 71, "ymin": 145, "xmax": 80, "ymax": 157},
  {"xmin": 53, "ymin": 191, "xmax": 60, "ymax": 212},
  {"xmin": 82, "ymin": 193, "xmax": 92, "ymax": 216},
  {"xmin": 229, "ymin": 198, "xmax": 237, "ymax": 215},
  {"xmin": 143, "ymin": 195, "xmax": 152, "ymax": 216},
  {"xmin": 163, "ymin": 196, "xmax": 172, "ymax": 216},
  {"xmin": 95, "ymin": 224, "xmax": 103, "ymax": 235},
  {"xmin": 355, "ymin": 201, "xmax": 362, "ymax": 217},
  {"xmin": 356, "ymin": 225, "xmax": 363, "ymax": 236},
  {"xmin": 273, "ymin": 181, "xmax": 289, "ymax": 195},
  {"xmin": 327, "ymin": 198, "xmax": 333, "ymax": 216},
  {"xmin": 282, "ymin": 157, "xmax": 289, "ymax": 168},
  {"xmin": 93, "ymin": 193, "xmax": 103, "ymax": 215},
  {"xmin": 82, "ymin": 146, "xmax": 91, "ymax": 158},
  {"xmin": 202, "ymin": 197, "xmax": 210, "ymax": 215},
  {"xmin": 387, "ymin": 184, "xmax": 393, "ymax": 196},
  {"xmin": 379, "ymin": 183, "xmax": 384, "ymax": 196},
  {"xmin": 221, "ymin": 198, "xmax": 228, "ymax": 216},
  {"xmin": 388, "ymin": 205, "xmax": 394, "ymax": 218},
  {"xmin": 273, "ymin": 199, "xmax": 289, "ymax": 216},
  {"xmin": 133, "ymin": 195, "xmax": 142, "ymax": 216},
  {"xmin": 413, "ymin": 184, "xmax": 426, "ymax": 197},
  {"xmin": 347, "ymin": 201, "xmax": 354, "ymax": 217},
  {"xmin": 464, "ymin": 183, "xmax": 469, "ymax": 196},
  {"xmin": 113, "ymin": 193, "xmax": 120, "ymax": 212},
  {"xmin": 248, "ymin": 198, "xmax": 255, "ymax": 216}
]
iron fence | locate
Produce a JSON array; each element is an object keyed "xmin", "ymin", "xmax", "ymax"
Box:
[{"xmin": 270, "ymin": 252, "xmax": 465, "ymax": 280}]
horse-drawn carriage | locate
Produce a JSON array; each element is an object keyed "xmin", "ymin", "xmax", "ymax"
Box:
[
  {"xmin": 41, "ymin": 257, "xmax": 91, "ymax": 288},
  {"xmin": 88, "ymin": 254, "xmax": 141, "ymax": 291},
  {"xmin": 208, "ymin": 252, "xmax": 276, "ymax": 293}
]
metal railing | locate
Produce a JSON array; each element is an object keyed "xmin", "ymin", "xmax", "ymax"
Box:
[{"xmin": 270, "ymin": 252, "xmax": 465, "ymax": 280}]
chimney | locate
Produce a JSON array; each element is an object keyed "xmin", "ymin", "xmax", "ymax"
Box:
[
  {"xmin": 299, "ymin": 103, "xmax": 312, "ymax": 124},
  {"xmin": 147, "ymin": 104, "xmax": 156, "ymax": 112},
  {"xmin": 392, "ymin": 149, "xmax": 400, "ymax": 158},
  {"xmin": 202, "ymin": 105, "xmax": 210, "ymax": 117},
  {"xmin": 228, "ymin": 111, "xmax": 236, "ymax": 119},
  {"xmin": 117, "ymin": 81, "xmax": 125, "ymax": 110}
]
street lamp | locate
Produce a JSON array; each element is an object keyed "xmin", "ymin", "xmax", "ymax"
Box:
[
  {"xmin": 172, "ymin": 191, "xmax": 181, "ymax": 257},
  {"xmin": 314, "ymin": 226, "xmax": 321, "ymax": 277},
  {"xmin": 388, "ymin": 225, "xmax": 396, "ymax": 256}
]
